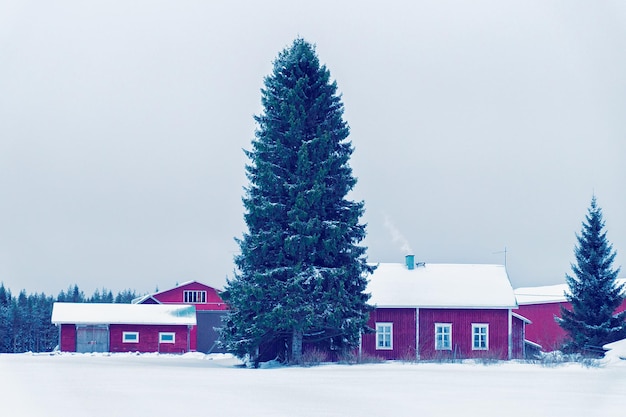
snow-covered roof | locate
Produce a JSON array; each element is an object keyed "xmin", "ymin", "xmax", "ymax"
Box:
[
  {"xmin": 367, "ymin": 263, "xmax": 517, "ymax": 308},
  {"xmin": 51, "ymin": 303, "xmax": 197, "ymax": 325},
  {"xmin": 131, "ymin": 294, "xmax": 161, "ymax": 304},
  {"xmin": 514, "ymin": 278, "xmax": 626, "ymax": 305},
  {"xmin": 514, "ymin": 283, "xmax": 569, "ymax": 305}
]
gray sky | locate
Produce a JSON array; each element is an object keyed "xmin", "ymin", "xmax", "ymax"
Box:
[{"xmin": 1, "ymin": 1, "xmax": 625, "ymax": 296}]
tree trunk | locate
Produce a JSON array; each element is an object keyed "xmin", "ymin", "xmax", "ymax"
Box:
[{"xmin": 291, "ymin": 329, "xmax": 303, "ymax": 365}]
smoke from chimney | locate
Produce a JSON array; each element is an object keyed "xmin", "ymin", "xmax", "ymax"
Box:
[{"xmin": 383, "ymin": 214, "xmax": 413, "ymax": 255}]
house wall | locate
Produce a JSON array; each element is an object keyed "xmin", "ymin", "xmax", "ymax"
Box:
[
  {"xmin": 60, "ymin": 324, "xmax": 76, "ymax": 352},
  {"xmin": 418, "ymin": 309, "xmax": 510, "ymax": 360},
  {"xmin": 153, "ymin": 282, "xmax": 228, "ymax": 311},
  {"xmin": 109, "ymin": 324, "xmax": 190, "ymax": 353},
  {"xmin": 511, "ymin": 315, "xmax": 525, "ymax": 359},
  {"xmin": 362, "ymin": 308, "xmax": 416, "ymax": 360}
]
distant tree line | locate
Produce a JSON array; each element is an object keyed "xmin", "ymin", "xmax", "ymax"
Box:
[{"xmin": 0, "ymin": 284, "xmax": 139, "ymax": 353}]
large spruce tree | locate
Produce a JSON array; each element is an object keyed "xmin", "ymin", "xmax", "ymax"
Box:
[
  {"xmin": 221, "ymin": 39, "xmax": 373, "ymax": 365},
  {"xmin": 557, "ymin": 196, "xmax": 626, "ymax": 354}
]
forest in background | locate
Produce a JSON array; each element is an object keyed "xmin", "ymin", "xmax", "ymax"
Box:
[{"xmin": 0, "ymin": 284, "xmax": 140, "ymax": 353}]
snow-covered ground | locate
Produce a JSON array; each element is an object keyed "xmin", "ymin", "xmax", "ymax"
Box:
[{"xmin": 1, "ymin": 344, "xmax": 625, "ymax": 417}]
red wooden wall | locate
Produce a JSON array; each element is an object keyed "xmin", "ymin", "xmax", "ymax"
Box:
[
  {"xmin": 515, "ymin": 298, "xmax": 626, "ymax": 351},
  {"xmin": 363, "ymin": 308, "xmax": 416, "ymax": 360},
  {"xmin": 418, "ymin": 309, "xmax": 510, "ymax": 360},
  {"xmin": 511, "ymin": 315, "xmax": 526, "ymax": 359},
  {"xmin": 153, "ymin": 282, "xmax": 228, "ymax": 311},
  {"xmin": 58, "ymin": 324, "xmax": 190, "ymax": 353},
  {"xmin": 363, "ymin": 308, "xmax": 518, "ymax": 360},
  {"xmin": 514, "ymin": 302, "xmax": 568, "ymax": 351},
  {"xmin": 60, "ymin": 324, "xmax": 76, "ymax": 352},
  {"xmin": 109, "ymin": 324, "xmax": 190, "ymax": 353}
]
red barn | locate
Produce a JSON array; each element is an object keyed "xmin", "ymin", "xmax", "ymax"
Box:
[
  {"xmin": 133, "ymin": 281, "xmax": 228, "ymax": 353},
  {"xmin": 514, "ymin": 279, "xmax": 626, "ymax": 352},
  {"xmin": 362, "ymin": 257, "xmax": 529, "ymax": 360},
  {"xmin": 51, "ymin": 303, "xmax": 196, "ymax": 353}
]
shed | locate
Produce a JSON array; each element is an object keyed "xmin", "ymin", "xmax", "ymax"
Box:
[
  {"xmin": 362, "ymin": 257, "xmax": 528, "ymax": 360},
  {"xmin": 51, "ymin": 303, "xmax": 196, "ymax": 353}
]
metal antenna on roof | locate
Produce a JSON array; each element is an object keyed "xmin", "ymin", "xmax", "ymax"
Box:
[{"xmin": 493, "ymin": 247, "xmax": 507, "ymax": 268}]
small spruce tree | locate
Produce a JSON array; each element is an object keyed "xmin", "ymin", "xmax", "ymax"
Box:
[
  {"xmin": 557, "ymin": 196, "xmax": 626, "ymax": 354},
  {"xmin": 221, "ymin": 39, "xmax": 373, "ymax": 366}
]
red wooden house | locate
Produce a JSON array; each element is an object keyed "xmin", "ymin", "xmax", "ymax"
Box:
[
  {"xmin": 361, "ymin": 256, "xmax": 529, "ymax": 360},
  {"xmin": 133, "ymin": 281, "xmax": 228, "ymax": 353},
  {"xmin": 514, "ymin": 279, "xmax": 626, "ymax": 352},
  {"xmin": 51, "ymin": 303, "xmax": 196, "ymax": 353}
]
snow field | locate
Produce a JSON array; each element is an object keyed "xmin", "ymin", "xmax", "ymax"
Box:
[{"xmin": 1, "ymin": 351, "xmax": 625, "ymax": 417}]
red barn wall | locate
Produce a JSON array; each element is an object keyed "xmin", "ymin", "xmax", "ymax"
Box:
[
  {"xmin": 60, "ymin": 324, "xmax": 76, "ymax": 352},
  {"xmin": 362, "ymin": 308, "xmax": 416, "ymax": 360},
  {"xmin": 514, "ymin": 302, "xmax": 568, "ymax": 351},
  {"xmin": 153, "ymin": 282, "xmax": 228, "ymax": 311},
  {"xmin": 109, "ymin": 324, "xmax": 190, "ymax": 353},
  {"xmin": 418, "ymin": 309, "xmax": 510, "ymax": 360},
  {"xmin": 143, "ymin": 282, "xmax": 228, "ymax": 352},
  {"xmin": 515, "ymin": 298, "xmax": 626, "ymax": 352}
]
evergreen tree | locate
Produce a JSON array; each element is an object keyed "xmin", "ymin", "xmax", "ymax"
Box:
[
  {"xmin": 12, "ymin": 291, "xmax": 30, "ymax": 352},
  {"xmin": 103, "ymin": 289, "xmax": 114, "ymax": 303},
  {"xmin": 557, "ymin": 196, "xmax": 626, "ymax": 354},
  {"xmin": 221, "ymin": 39, "xmax": 373, "ymax": 365},
  {"xmin": 88, "ymin": 288, "xmax": 114, "ymax": 303},
  {"xmin": 56, "ymin": 284, "xmax": 85, "ymax": 303},
  {"xmin": 36, "ymin": 293, "xmax": 57, "ymax": 352},
  {"xmin": 0, "ymin": 284, "xmax": 13, "ymax": 352},
  {"xmin": 114, "ymin": 289, "xmax": 138, "ymax": 303}
]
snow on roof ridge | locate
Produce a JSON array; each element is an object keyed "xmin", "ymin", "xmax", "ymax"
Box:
[
  {"xmin": 366, "ymin": 262, "xmax": 516, "ymax": 308},
  {"xmin": 514, "ymin": 278, "xmax": 626, "ymax": 305},
  {"xmin": 372, "ymin": 262, "xmax": 505, "ymax": 267}
]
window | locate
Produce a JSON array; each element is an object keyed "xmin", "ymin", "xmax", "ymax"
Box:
[
  {"xmin": 376, "ymin": 323, "xmax": 393, "ymax": 350},
  {"xmin": 472, "ymin": 324, "xmax": 489, "ymax": 350},
  {"xmin": 159, "ymin": 332, "xmax": 176, "ymax": 344},
  {"xmin": 435, "ymin": 323, "xmax": 451, "ymax": 350},
  {"xmin": 122, "ymin": 331, "xmax": 139, "ymax": 343},
  {"xmin": 183, "ymin": 290, "xmax": 207, "ymax": 303}
]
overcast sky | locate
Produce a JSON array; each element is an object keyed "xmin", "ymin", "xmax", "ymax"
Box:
[{"xmin": 1, "ymin": 1, "xmax": 625, "ymax": 296}]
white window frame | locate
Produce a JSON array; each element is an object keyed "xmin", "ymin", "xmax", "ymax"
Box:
[
  {"xmin": 122, "ymin": 331, "xmax": 139, "ymax": 343},
  {"xmin": 183, "ymin": 290, "xmax": 207, "ymax": 304},
  {"xmin": 375, "ymin": 322, "xmax": 393, "ymax": 350},
  {"xmin": 472, "ymin": 324, "xmax": 489, "ymax": 350},
  {"xmin": 159, "ymin": 332, "xmax": 176, "ymax": 344},
  {"xmin": 435, "ymin": 323, "xmax": 452, "ymax": 350}
]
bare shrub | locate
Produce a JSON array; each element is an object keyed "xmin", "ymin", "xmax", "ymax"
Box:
[{"xmin": 300, "ymin": 348, "xmax": 330, "ymax": 367}]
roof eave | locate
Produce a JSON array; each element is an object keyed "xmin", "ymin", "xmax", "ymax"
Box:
[
  {"xmin": 52, "ymin": 320, "xmax": 197, "ymax": 326},
  {"xmin": 373, "ymin": 304, "xmax": 518, "ymax": 309},
  {"xmin": 511, "ymin": 312, "xmax": 532, "ymax": 324}
]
